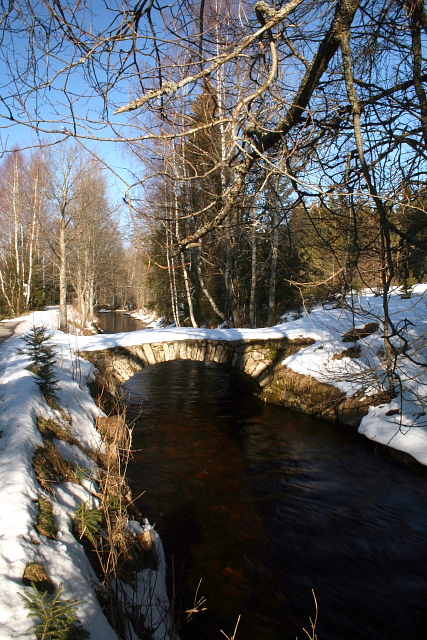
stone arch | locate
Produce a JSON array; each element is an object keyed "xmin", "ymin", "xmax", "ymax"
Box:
[
  {"xmin": 80, "ymin": 336, "xmax": 373, "ymax": 426},
  {"xmin": 79, "ymin": 337, "xmax": 313, "ymax": 388}
]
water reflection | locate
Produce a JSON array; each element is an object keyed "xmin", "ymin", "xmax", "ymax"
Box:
[
  {"xmin": 96, "ymin": 311, "xmax": 146, "ymax": 333},
  {"xmin": 123, "ymin": 360, "xmax": 427, "ymax": 640}
]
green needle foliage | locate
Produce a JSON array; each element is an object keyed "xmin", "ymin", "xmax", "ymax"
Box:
[
  {"xmin": 74, "ymin": 501, "xmax": 103, "ymax": 546},
  {"xmin": 19, "ymin": 582, "xmax": 89, "ymax": 640},
  {"xmin": 17, "ymin": 324, "xmax": 58, "ymax": 399}
]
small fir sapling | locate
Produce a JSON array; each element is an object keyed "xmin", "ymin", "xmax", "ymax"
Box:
[
  {"xmin": 19, "ymin": 582, "xmax": 89, "ymax": 640},
  {"xmin": 17, "ymin": 324, "xmax": 58, "ymax": 398},
  {"xmin": 73, "ymin": 501, "xmax": 103, "ymax": 546}
]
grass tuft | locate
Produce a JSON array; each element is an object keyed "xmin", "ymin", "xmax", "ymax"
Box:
[
  {"xmin": 23, "ymin": 563, "xmax": 55, "ymax": 594},
  {"xmin": 342, "ymin": 322, "xmax": 379, "ymax": 342},
  {"xmin": 37, "ymin": 417, "xmax": 76, "ymax": 445},
  {"xmin": 33, "ymin": 442, "xmax": 76, "ymax": 493},
  {"xmin": 36, "ymin": 499, "xmax": 57, "ymax": 539},
  {"xmin": 332, "ymin": 345, "xmax": 361, "ymax": 360}
]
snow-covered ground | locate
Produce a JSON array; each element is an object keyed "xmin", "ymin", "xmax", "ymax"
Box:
[
  {"xmin": 127, "ymin": 309, "xmax": 164, "ymax": 328},
  {"xmin": 0, "ymin": 309, "xmax": 170, "ymax": 640},
  {"xmin": 1, "ymin": 286, "xmax": 427, "ymax": 637},
  {"xmin": 83, "ymin": 287, "xmax": 427, "ymax": 464}
]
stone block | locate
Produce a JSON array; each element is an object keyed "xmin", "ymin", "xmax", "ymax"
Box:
[
  {"xmin": 170, "ymin": 342, "xmax": 180, "ymax": 359},
  {"xmin": 236, "ymin": 353, "xmax": 246, "ymax": 370},
  {"xmin": 259, "ymin": 375, "xmax": 272, "ymax": 387},
  {"xmin": 214, "ymin": 345, "xmax": 223, "ymax": 362},
  {"xmin": 243, "ymin": 357, "xmax": 256, "ymax": 373},
  {"xmin": 163, "ymin": 342, "xmax": 171, "ymax": 361},
  {"xmin": 202, "ymin": 341, "xmax": 208, "ymax": 360},
  {"xmin": 152, "ymin": 344, "xmax": 166, "ymax": 362},
  {"xmin": 207, "ymin": 342, "xmax": 216, "ymax": 362},
  {"xmin": 179, "ymin": 342, "xmax": 187, "ymax": 359},
  {"xmin": 196, "ymin": 342, "xmax": 207, "ymax": 361},
  {"xmin": 142, "ymin": 343, "xmax": 156, "ymax": 365},
  {"xmin": 252, "ymin": 362, "xmax": 268, "ymax": 378},
  {"xmin": 134, "ymin": 346, "xmax": 148, "ymax": 366}
]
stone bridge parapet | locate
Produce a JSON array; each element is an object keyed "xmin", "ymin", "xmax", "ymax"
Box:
[
  {"xmin": 81, "ymin": 334, "xmax": 377, "ymax": 426},
  {"xmin": 80, "ymin": 336, "xmax": 314, "ymax": 390}
]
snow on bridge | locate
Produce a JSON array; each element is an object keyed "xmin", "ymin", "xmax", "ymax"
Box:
[
  {"xmin": 76, "ymin": 325, "xmax": 378, "ymax": 427},
  {"xmin": 78, "ymin": 326, "xmax": 314, "ymax": 387}
]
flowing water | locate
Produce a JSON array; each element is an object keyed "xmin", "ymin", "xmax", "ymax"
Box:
[
  {"xmin": 97, "ymin": 313, "xmax": 427, "ymax": 640},
  {"xmin": 96, "ymin": 311, "xmax": 147, "ymax": 333},
  {"xmin": 123, "ymin": 362, "xmax": 427, "ymax": 640}
]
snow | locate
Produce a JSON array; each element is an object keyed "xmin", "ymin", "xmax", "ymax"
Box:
[
  {"xmin": 2, "ymin": 286, "xmax": 427, "ymax": 637},
  {"xmin": 127, "ymin": 309, "xmax": 165, "ymax": 328},
  {"xmin": 79, "ymin": 288, "xmax": 427, "ymax": 465},
  {"xmin": 75, "ymin": 322, "xmax": 317, "ymax": 352},
  {"xmin": 0, "ymin": 308, "xmax": 170, "ymax": 640}
]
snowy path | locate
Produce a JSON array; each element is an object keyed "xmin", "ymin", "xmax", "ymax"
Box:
[{"xmin": 0, "ymin": 319, "xmax": 21, "ymax": 344}]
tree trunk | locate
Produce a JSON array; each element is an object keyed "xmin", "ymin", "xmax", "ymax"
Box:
[
  {"xmin": 339, "ymin": 25, "xmax": 396, "ymax": 396},
  {"xmin": 59, "ymin": 216, "xmax": 68, "ymax": 332},
  {"xmin": 12, "ymin": 156, "xmax": 22, "ymax": 314},
  {"xmin": 181, "ymin": 251, "xmax": 198, "ymax": 327},
  {"xmin": 166, "ymin": 224, "xmax": 180, "ymax": 327},
  {"xmin": 249, "ymin": 224, "xmax": 257, "ymax": 328},
  {"xmin": 224, "ymin": 231, "xmax": 235, "ymax": 325},
  {"xmin": 268, "ymin": 206, "xmax": 279, "ymax": 326},
  {"xmin": 174, "ymin": 187, "xmax": 198, "ymax": 327},
  {"xmin": 196, "ymin": 248, "xmax": 227, "ymax": 323},
  {"xmin": 26, "ymin": 173, "xmax": 39, "ymax": 310}
]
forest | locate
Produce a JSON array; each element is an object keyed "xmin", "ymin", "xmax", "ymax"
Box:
[
  {"xmin": 0, "ymin": 144, "xmax": 149, "ymax": 327},
  {"xmin": 0, "ymin": 0, "xmax": 425, "ymax": 335}
]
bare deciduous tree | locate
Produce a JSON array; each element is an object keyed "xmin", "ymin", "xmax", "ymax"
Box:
[{"xmin": 0, "ymin": 0, "xmax": 426, "ymax": 389}]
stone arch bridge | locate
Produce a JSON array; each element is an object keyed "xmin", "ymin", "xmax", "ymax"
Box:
[
  {"xmin": 79, "ymin": 334, "xmax": 370, "ymax": 426},
  {"xmin": 81, "ymin": 336, "xmax": 312, "ymax": 388}
]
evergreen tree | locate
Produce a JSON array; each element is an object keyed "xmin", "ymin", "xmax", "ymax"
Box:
[
  {"xmin": 19, "ymin": 582, "xmax": 89, "ymax": 640},
  {"xmin": 18, "ymin": 325, "xmax": 58, "ymax": 398}
]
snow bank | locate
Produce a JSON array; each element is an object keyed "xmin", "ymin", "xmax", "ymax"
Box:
[
  {"xmin": 277, "ymin": 288, "xmax": 427, "ymax": 463},
  {"xmin": 2, "ymin": 286, "xmax": 427, "ymax": 637},
  {"xmin": 73, "ymin": 287, "xmax": 427, "ymax": 464},
  {"xmin": 0, "ymin": 309, "xmax": 170, "ymax": 640},
  {"xmin": 127, "ymin": 309, "xmax": 164, "ymax": 328}
]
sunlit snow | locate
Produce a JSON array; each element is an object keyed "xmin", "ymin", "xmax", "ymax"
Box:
[{"xmin": 1, "ymin": 286, "xmax": 427, "ymax": 637}]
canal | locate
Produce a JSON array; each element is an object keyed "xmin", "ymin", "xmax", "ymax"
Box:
[
  {"xmin": 97, "ymin": 313, "xmax": 427, "ymax": 640},
  {"xmin": 96, "ymin": 310, "xmax": 147, "ymax": 333}
]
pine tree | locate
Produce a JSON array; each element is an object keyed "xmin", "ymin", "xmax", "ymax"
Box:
[{"xmin": 17, "ymin": 324, "xmax": 58, "ymax": 398}]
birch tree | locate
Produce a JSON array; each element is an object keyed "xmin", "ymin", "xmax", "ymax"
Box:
[
  {"xmin": 69, "ymin": 160, "xmax": 117, "ymax": 327},
  {"xmin": 0, "ymin": 0, "xmax": 426, "ymax": 387},
  {"xmin": 44, "ymin": 144, "xmax": 88, "ymax": 331},
  {"xmin": 0, "ymin": 150, "xmax": 47, "ymax": 317}
]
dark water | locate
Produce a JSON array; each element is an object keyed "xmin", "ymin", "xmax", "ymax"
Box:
[
  {"xmin": 122, "ymin": 360, "xmax": 427, "ymax": 640},
  {"xmin": 96, "ymin": 311, "xmax": 146, "ymax": 333}
]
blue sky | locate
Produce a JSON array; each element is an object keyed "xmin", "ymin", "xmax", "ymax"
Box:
[{"xmin": 0, "ymin": 0, "xmax": 150, "ymax": 205}]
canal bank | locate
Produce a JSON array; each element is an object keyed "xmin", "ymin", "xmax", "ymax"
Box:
[
  {"xmin": 92, "ymin": 298, "xmax": 427, "ymax": 639},
  {"xmin": 0, "ymin": 310, "xmax": 171, "ymax": 640},
  {"xmin": 88, "ymin": 286, "xmax": 427, "ymax": 466},
  {"xmin": 2, "ymin": 285, "xmax": 427, "ymax": 639}
]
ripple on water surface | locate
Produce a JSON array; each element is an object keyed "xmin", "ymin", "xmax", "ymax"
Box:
[{"xmin": 122, "ymin": 360, "xmax": 427, "ymax": 640}]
